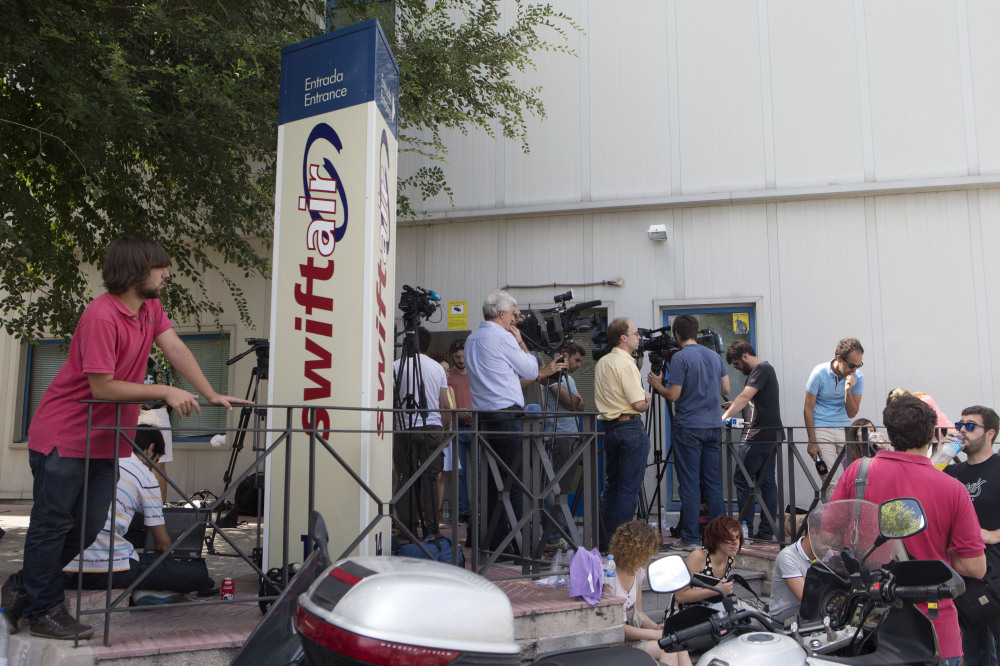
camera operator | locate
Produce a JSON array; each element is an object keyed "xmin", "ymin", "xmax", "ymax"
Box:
[
  {"xmin": 594, "ymin": 318, "xmax": 652, "ymax": 550},
  {"xmin": 466, "ymin": 291, "xmax": 566, "ymax": 552},
  {"xmin": 393, "ymin": 326, "xmax": 451, "ymax": 539},
  {"xmin": 647, "ymin": 313, "xmax": 730, "ymax": 551},
  {"xmin": 540, "ymin": 342, "xmax": 586, "ymax": 550}
]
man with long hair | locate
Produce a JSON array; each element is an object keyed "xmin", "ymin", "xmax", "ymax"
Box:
[{"xmin": 2, "ymin": 237, "xmax": 249, "ymax": 640}]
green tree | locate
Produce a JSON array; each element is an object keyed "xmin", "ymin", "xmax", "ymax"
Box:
[{"xmin": 1, "ymin": 0, "xmax": 574, "ymax": 341}]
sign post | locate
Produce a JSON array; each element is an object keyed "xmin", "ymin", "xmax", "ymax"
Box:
[{"xmin": 266, "ymin": 19, "xmax": 399, "ymax": 566}]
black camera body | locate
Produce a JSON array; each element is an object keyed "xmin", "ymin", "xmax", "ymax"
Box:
[
  {"xmin": 398, "ymin": 285, "xmax": 441, "ymax": 328},
  {"xmin": 638, "ymin": 326, "xmax": 681, "ymax": 376},
  {"xmin": 518, "ymin": 290, "xmax": 602, "ymax": 355}
]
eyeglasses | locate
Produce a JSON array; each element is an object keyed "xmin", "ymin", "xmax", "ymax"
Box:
[
  {"xmin": 510, "ymin": 311, "xmax": 524, "ymax": 322},
  {"xmin": 955, "ymin": 421, "xmax": 984, "ymax": 433}
]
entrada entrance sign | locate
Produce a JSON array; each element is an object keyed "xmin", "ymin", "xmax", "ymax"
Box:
[{"xmin": 267, "ymin": 20, "xmax": 398, "ymax": 566}]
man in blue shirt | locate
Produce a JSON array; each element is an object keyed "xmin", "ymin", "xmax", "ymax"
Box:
[
  {"xmin": 648, "ymin": 314, "xmax": 730, "ymax": 548},
  {"xmin": 465, "ymin": 291, "xmax": 565, "ymax": 552},
  {"xmin": 541, "ymin": 342, "xmax": 586, "ymax": 550},
  {"xmin": 803, "ymin": 338, "xmax": 865, "ymax": 498}
]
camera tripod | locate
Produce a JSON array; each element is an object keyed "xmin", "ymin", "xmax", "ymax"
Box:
[
  {"xmin": 205, "ymin": 338, "xmax": 269, "ymax": 561},
  {"xmin": 392, "ymin": 309, "xmax": 438, "ymax": 540},
  {"xmin": 640, "ymin": 388, "xmax": 676, "ymax": 534}
]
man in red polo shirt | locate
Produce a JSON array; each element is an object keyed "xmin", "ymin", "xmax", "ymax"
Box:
[
  {"xmin": 2, "ymin": 237, "xmax": 249, "ymax": 640},
  {"xmin": 831, "ymin": 395, "xmax": 985, "ymax": 665}
]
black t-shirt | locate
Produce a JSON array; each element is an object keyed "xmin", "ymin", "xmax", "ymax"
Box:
[
  {"xmin": 744, "ymin": 361, "xmax": 783, "ymax": 444},
  {"xmin": 945, "ymin": 454, "xmax": 1000, "ymax": 574}
]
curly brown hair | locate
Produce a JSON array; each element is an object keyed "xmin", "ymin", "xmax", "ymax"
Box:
[
  {"xmin": 608, "ymin": 521, "xmax": 660, "ymax": 573},
  {"xmin": 703, "ymin": 515, "xmax": 743, "ymax": 553}
]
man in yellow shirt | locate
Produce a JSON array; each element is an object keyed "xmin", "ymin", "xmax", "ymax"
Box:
[{"xmin": 594, "ymin": 317, "xmax": 651, "ymax": 549}]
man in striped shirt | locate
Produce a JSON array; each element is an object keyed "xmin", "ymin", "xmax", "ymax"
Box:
[{"xmin": 62, "ymin": 426, "xmax": 214, "ymax": 600}]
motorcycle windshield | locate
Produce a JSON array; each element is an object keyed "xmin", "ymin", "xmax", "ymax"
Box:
[{"xmin": 808, "ymin": 500, "xmax": 908, "ymax": 577}]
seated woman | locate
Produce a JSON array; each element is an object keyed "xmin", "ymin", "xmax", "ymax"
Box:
[
  {"xmin": 608, "ymin": 521, "xmax": 692, "ymax": 666},
  {"xmin": 672, "ymin": 516, "xmax": 742, "ymax": 611}
]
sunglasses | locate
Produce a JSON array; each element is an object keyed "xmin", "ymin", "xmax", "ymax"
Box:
[
  {"xmin": 954, "ymin": 421, "xmax": 984, "ymax": 433},
  {"xmin": 839, "ymin": 356, "xmax": 863, "ymax": 370}
]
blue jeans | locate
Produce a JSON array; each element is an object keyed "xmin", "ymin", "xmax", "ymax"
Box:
[
  {"xmin": 962, "ymin": 615, "xmax": 1000, "ymax": 666},
  {"xmin": 481, "ymin": 411, "xmax": 523, "ymax": 552},
  {"xmin": 63, "ymin": 552, "xmax": 214, "ymax": 594},
  {"xmin": 6, "ymin": 449, "xmax": 116, "ymax": 622},
  {"xmin": 600, "ymin": 418, "xmax": 650, "ymax": 549},
  {"xmin": 456, "ymin": 425, "xmax": 472, "ymax": 515},
  {"xmin": 734, "ymin": 442, "xmax": 778, "ymax": 539},
  {"xmin": 672, "ymin": 425, "xmax": 725, "ymax": 545}
]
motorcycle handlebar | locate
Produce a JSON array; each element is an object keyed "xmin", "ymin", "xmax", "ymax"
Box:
[
  {"xmin": 887, "ymin": 585, "xmax": 943, "ymax": 604},
  {"xmin": 658, "ymin": 609, "xmax": 776, "ymax": 652}
]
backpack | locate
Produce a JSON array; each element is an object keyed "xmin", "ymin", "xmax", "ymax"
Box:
[{"xmin": 398, "ymin": 535, "xmax": 465, "ymax": 567}]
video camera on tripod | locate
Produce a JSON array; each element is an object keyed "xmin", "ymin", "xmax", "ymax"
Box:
[
  {"xmin": 517, "ymin": 289, "xmax": 602, "ymax": 355},
  {"xmin": 591, "ymin": 324, "xmax": 681, "ymax": 372},
  {"xmin": 398, "ymin": 285, "xmax": 441, "ymax": 329}
]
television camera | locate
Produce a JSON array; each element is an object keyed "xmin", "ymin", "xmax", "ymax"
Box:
[
  {"xmin": 397, "ymin": 284, "xmax": 441, "ymax": 329},
  {"xmin": 516, "ymin": 289, "xmax": 602, "ymax": 356},
  {"xmin": 591, "ymin": 323, "xmax": 724, "ymax": 374}
]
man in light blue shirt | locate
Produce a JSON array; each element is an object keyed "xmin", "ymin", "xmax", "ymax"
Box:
[
  {"xmin": 465, "ymin": 291, "xmax": 565, "ymax": 552},
  {"xmin": 541, "ymin": 342, "xmax": 586, "ymax": 549},
  {"xmin": 803, "ymin": 337, "xmax": 865, "ymax": 498}
]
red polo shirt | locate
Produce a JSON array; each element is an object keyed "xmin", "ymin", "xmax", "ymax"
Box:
[
  {"xmin": 29, "ymin": 293, "xmax": 172, "ymax": 459},
  {"xmin": 831, "ymin": 449, "xmax": 985, "ymax": 658}
]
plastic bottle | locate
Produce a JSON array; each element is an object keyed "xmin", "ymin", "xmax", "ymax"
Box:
[
  {"xmin": 659, "ymin": 505, "xmax": 667, "ymax": 532},
  {"xmin": 441, "ymin": 499, "xmax": 450, "ymax": 523},
  {"xmin": 741, "ymin": 520, "xmax": 750, "ymax": 540},
  {"xmin": 931, "ymin": 433, "xmax": 967, "ymax": 470},
  {"xmin": 555, "ymin": 549, "xmax": 569, "ymax": 587},
  {"xmin": 603, "ymin": 554, "xmax": 617, "ymax": 596}
]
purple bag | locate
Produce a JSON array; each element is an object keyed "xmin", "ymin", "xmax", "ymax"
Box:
[{"xmin": 569, "ymin": 547, "xmax": 603, "ymax": 605}]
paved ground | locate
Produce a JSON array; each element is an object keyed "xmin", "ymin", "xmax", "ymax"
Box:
[{"xmin": 0, "ymin": 502, "xmax": 267, "ymax": 665}]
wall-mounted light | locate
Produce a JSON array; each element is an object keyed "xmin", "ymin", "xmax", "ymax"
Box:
[{"xmin": 647, "ymin": 224, "xmax": 668, "ymax": 241}]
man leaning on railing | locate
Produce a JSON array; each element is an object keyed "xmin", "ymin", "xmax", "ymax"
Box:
[{"xmin": 2, "ymin": 236, "xmax": 250, "ymax": 641}]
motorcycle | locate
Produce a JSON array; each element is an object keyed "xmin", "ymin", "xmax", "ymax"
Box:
[
  {"xmin": 648, "ymin": 497, "xmax": 965, "ymax": 665},
  {"xmin": 231, "ymin": 512, "xmax": 657, "ymax": 666}
]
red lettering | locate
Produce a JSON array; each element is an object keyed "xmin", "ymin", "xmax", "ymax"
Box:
[
  {"xmin": 295, "ymin": 257, "xmax": 335, "ymax": 315},
  {"xmin": 301, "ymin": 407, "xmax": 331, "ymax": 440},
  {"xmin": 303, "ymin": 338, "xmax": 332, "ymax": 401}
]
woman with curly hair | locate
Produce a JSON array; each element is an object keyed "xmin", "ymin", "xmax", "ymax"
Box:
[
  {"xmin": 672, "ymin": 515, "xmax": 742, "ymax": 610},
  {"xmin": 608, "ymin": 521, "xmax": 692, "ymax": 665}
]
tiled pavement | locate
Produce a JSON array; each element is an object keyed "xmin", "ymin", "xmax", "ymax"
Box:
[{"xmin": 0, "ymin": 504, "xmax": 782, "ymax": 664}]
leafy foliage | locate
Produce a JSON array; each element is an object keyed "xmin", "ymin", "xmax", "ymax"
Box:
[
  {"xmin": 1, "ymin": 0, "xmax": 574, "ymax": 341},
  {"xmin": 330, "ymin": 0, "xmax": 577, "ymax": 219}
]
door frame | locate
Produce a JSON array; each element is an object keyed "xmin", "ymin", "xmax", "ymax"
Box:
[{"xmin": 650, "ymin": 297, "xmax": 764, "ymax": 511}]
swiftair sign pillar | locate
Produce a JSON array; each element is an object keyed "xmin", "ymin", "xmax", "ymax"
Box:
[{"xmin": 266, "ymin": 19, "xmax": 398, "ymax": 567}]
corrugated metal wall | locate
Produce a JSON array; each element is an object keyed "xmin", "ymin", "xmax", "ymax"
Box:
[{"xmin": 397, "ymin": 0, "xmax": 1000, "ymax": 504}]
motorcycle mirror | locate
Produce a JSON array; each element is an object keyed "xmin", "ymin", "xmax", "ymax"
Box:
[
  {"xmin": 860, "ymin": 498, "xmax": 928, "ymax": 564},
  {"xmin": 878, "ymin": 497, "xmax": 927, "ymax": 539},
  {"xmin": 648, "ymin": 555, "xmax": 692, "ymax": 593}
]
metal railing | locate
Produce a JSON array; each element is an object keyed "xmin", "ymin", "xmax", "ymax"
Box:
[
  {"xmin": 70, "ymin": 399, "xmax": 891, "ymax": 646},
  {"xmin": 73, "ymin": 401, "xmax": 603, "ymax": 645}
]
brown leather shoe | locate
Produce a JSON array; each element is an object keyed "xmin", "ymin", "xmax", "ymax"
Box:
[{"xmin": 28, "ymin": 604, "xmax": 93, "ymax": 640}]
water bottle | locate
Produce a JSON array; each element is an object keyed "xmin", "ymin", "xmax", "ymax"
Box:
[
  {"xmin": 659, "ymin": 505, "xmax": 667, "ymax": 532},
  {"xmin": 931, "ymin": 433, "xmax": 967, "ymax": 470},
  {"xmin": 555, "ymin": 549, "xmax": 569, "ymax": 587},
  {"xmin": 741, "ymin": 520, "xmax": 750, "ymax": 540},
  {"xmin": 724, "ymin": 417, "xmax": 745, "ymax": 428},
  {"xmin": 441, "ymin": 499, "xmax": 450, "ymax": 523},
  {"xmin": 603, "ymin": 554, "xmax": 616, "ymax": 596}
]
